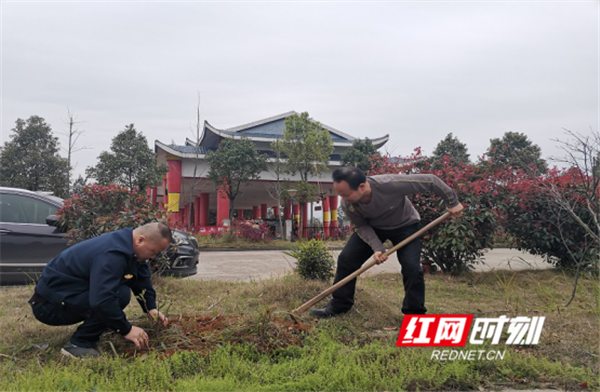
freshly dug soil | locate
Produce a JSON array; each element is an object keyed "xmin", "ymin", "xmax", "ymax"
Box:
[{"xmin": 124, "ymin": 312, "xmax": 311, "ymax": 357}]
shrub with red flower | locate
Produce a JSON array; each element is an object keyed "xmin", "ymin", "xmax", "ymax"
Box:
[
  {"xmin": 231, "ymin": 218, "xmax": 273, "ymax": 243},
  {"xmin": 57, "ymin": 183, "xmax": 171, "ymax": 245},
  {"xmin": 368, "ymin": 150, "xmax": 502, "ymax": 274},
  {"xmin": 501, "ymin": 166, "xmax": 598, "ymax": 271},
  {"xmin": 57, "ymin": 183, "xmax": 174, "ymax": 273}
]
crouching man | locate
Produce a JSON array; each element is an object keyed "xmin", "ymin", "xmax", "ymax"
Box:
[{"xmin": 29, "ymin": 222, "xmax": 172, "ymax": 358}]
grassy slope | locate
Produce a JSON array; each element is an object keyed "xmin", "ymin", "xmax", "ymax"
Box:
[{"xmin": 0, "ymin": 270, "xmax": 598, "ymax": 391}]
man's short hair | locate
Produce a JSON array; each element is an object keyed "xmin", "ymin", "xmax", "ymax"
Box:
[
  {"xmin": 139, "ymin": 222, "xmax": 173, "ymax": 244},
  {"xmin": 332, "ymin": 167, "xmax": 367, "ymax": 190},
  {"xmin": 156, "ymin": 222, "xmax": 173, "ymax": 243}
]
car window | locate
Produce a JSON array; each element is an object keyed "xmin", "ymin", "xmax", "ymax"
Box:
[{"xmin": 0, "ymin": 193, "xmax": 58, "ymax": 224}]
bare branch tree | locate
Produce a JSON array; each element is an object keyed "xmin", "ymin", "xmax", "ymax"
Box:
[
  {"xmin": 550, "ymin": 129, "xmax": 600, "ymax": 240},
  {"xmin": 540, "ymin": 128, "xmax": 599, "ymax": 306},
  {"xmin": 60, "ymin": 108, "xmax": 90, "ymax": 193}
]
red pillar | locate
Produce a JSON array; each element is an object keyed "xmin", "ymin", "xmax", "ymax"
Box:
[
  {"xmin": 323, "ymin": 197, "xmax": 330, "ymax": 238},
  {"xmin": 252, "ymin": 206, "xmax": 259, "ymax": 219},
  {"xmin": 194, "ymin": 196, "xmax": 200, "ymax": 228},
  {"xmin": 293, "ymin": 203, "xmax": 300, "ymax": 239},
  {"xmin": 284, "ymin": 203, "xmax": 291, "ymax": 220},
  {"xmin": 329, "ymin": 196, "xmax": 339, "ymax": 231},
  {"xmin": 166, "ymin": 158, "xmax": 182, "ymax": 224},
  {"xmin": 261, "ymin": 204, "xmax": 267, "ymax": 220},
  {"xmin": 199, "ymin": 193, "xmax": 209, "ymax": 227},
  {"xmin": 301, "ymin": 202, "xmax": 308, "ymax": 238},
  {"xmin": 216, "ymin": 189, "xmax": 230, "ymax": 226},
  {"xmin": 238, "ymin": 209, "xmax": 244, "ymax": 219},
  {"xmin": 273, "ymin": 206, "xmax": 280, "ymax": 218}
]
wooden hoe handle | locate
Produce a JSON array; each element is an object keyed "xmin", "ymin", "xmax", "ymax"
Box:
[{"xmin": 292, "ymin": 212, "xmax": 452, "ymax": 315}]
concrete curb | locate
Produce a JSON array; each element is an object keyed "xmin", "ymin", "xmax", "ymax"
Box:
[{"xmin": 200, "ymin": 246, "xmax": 345, "ymax": 252}]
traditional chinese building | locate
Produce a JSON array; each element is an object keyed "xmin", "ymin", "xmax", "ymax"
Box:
[{"xmin": 152, "ymin": 111, "xmax": 388, "ymax": 237}]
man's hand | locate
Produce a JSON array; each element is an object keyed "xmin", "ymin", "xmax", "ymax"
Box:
[
  {"xmin": 124, "ymin": 326, "xmax": 149, "ymax": 349},
  {"xmin": 448, "ymin": 203, "xmax": 464, "ymax": 217},
  {"xmin": 373, "ymin": 251, "xmax": 388, "ymax": 265},
  {"xmin": 148, "ymin": 309, "xmax": 168, "ymax": 327}
]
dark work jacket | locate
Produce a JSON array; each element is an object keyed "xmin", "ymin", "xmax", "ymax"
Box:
[{"xmin": 35, "ymin": 228, "xmax": 157, "ymax": 336}]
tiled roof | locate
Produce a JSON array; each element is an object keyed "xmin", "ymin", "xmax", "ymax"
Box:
[
  {"xmin": 167, "ymin": 145, "xmax": 212, "ymax": 154},
  {"xmin": 224, "ymin": 115, "xmax": 352, "ymax": 142}
]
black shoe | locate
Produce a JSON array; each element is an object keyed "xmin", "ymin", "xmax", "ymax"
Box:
[
  {"xmin": 60, "ymin": 342, "xmax": 101, "ymax": 358},
  {"xmin": 309, "ymin": 307, "xmax": 342, "ymax": 319}
]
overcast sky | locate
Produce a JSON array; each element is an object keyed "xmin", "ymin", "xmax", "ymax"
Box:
[{"xmin": 2, "ymin": 1, "xmax": 598, "ymax": 180}]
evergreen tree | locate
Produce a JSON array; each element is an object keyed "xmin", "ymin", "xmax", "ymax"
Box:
[
  {"xmin": 342, "ymin": 138, "xmax": 381, "ymax": 172},
  {"xmin": 432, "ymin": 133, "xmax": 470, "ymax": 165},
  {"xmin": 207, "ymin": 138, "xmax": 268, "ymax": 221},
  {"xmin": 71, "ymin": 175, "xmax": 88, "ymax": 196},
  {"xmin": 0, "ymin": 116, "xmax": 69, "ymax": 197},
  {"xmin": 86, "ymin": 124, "xmax": 167, "ymax": 192},
  {"xmin": 486, "ymin": 131, "xmax": 547, "ymax": 173},
  {"xmin": 280, "ymin": 112, "xmax": 334, "ymax": 181}
]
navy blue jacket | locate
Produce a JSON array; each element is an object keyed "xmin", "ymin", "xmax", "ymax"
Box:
[{"xmin": 35, "ymin": 228, "xmax": 157, "ymax": 336}]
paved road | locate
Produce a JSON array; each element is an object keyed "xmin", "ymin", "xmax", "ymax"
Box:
[{"xmin": 189, "ymin": 248, "xmax": 549, "ymax": 282}]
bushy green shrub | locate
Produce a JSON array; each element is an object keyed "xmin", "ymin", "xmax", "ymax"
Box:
[{"xmin": 285, "ymin": 239, "xmax": 335, "ymax": 281}]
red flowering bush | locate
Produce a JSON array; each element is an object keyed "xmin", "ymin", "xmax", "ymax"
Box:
[
  {"xmin": 501, "ymin": 167, "xmax": 598, "ymax": 271},
  {"xmin": 330, "ymin": 225, "xmax": 351, "ymax": 241},
  {"xmin": 57, "ymin": 184, "xmax": 173, "ymax": 273},
  {"xmin": 369, "ymin": 151, "xmax": 501, "ymax": 274},
  {"xmin": 231, "ymin": 219, "xmax": 273, "ymax": 243},
  {"xmin": 57, "ymin": 183, "xmax": 170, "ymax": 245}
]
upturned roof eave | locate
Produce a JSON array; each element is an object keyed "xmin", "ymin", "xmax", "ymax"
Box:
[
  {"xmin": 155, "ymin": 140, "xmax": 207, "ymax": 159},
  {"xmin": 370, "ymin": 134, "xmax": 390, "ymax": 149}
]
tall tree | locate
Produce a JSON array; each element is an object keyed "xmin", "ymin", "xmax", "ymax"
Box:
[
  {"xmin": 280, "ymin": 112, "xmax": 334, "ymax": 181},
  {"xmin": 206, "ymin": 138, "xmax": 268, "ymax": 221},
  {"xmin": 431, "ymin": 133, "xmax": 470, "ymax": 165},
  {"xmin": 61, "ymin": 108, "xmax": 89, "ymax": 194},
  {"xmin": 342, "ymin": 138, "xmax": 381, "ymax": 172},
  {"xmin": 86, "ymin": 124, "xmax": 167, "ymax": 192},
  {"xmin": 0, "ymin": 116, "xmax": 69, "ymax": 197},
  {"xmin": 486, "ymin": 131, "xmax": 547, "ymax": 173}
]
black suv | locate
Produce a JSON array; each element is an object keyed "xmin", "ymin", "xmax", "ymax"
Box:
[{"xmin": 0, "ymin": 187, "xmax": 199, "ymax": 286}]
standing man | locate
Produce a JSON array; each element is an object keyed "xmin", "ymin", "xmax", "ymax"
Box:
[
  {"xmin": 29, "ymin": 222, "xmax": 172, "ymax": 358},
  {"xmin": 310, "ymin": 167, "xmax": 463, "ymax": 318}
]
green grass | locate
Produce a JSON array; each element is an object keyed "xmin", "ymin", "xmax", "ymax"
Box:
[{"xmin": 1, "ymin": 270, "xmax": 598, "ymax": 391}]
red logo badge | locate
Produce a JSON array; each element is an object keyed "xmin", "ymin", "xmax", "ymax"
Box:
[{"xmin": 396, "ymin": 315, "xmax": 474, "ymax": 347}]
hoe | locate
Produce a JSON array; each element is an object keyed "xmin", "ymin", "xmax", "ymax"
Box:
[{"xmin": 290, "ymin": 212, "xmax": 452, "ymax": 321}]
